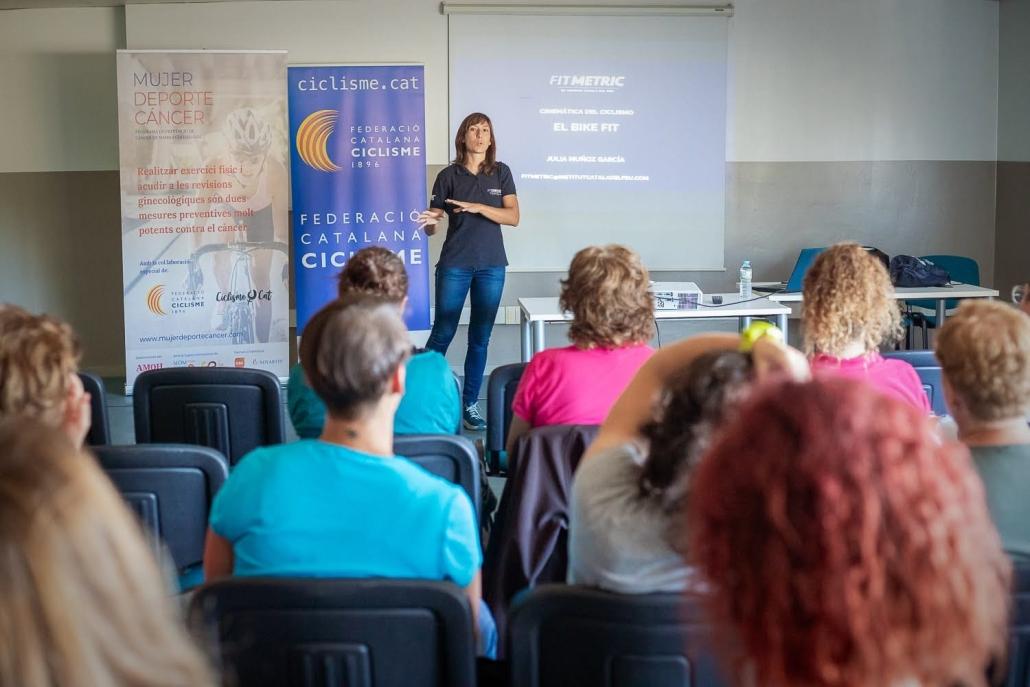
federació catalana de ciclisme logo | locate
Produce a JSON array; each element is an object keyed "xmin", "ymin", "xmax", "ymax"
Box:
[
  {"xmin": 296, "ymin": 109, "xmax": 342, "ymax": 173},
  {"xmin": 146, "ymin": 284, "xmax": 204, "ymax": 316},
  {"xmin": 146, "ymin": 285, "xmax": 167, "ymax": 316}
]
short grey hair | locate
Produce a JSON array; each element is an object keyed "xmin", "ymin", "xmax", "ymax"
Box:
[{"xmin": 299, "ymin": 298, "xmax": 411, "ymax": 420}]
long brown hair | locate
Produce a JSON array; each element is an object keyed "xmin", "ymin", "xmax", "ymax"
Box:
[
  {"xmin": 453, "ymin": 112, "xmax": 497, "ymax": 175},
  {"xmin": 0, "ymin": 420, "xmax": 216, "ymax": 687}
]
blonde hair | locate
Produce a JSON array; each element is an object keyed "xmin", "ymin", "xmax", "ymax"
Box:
[
  {"xmin": 802, "ymin": 243, "xmax": 901, "ymax": 356},
  {"xmin": 936, "ymin": 300, "xmax": 1030, "ymax": 421},
  {"xmin": 559, "ymin": 245, "xmax": 654, "ymax": 349},
  {"xmin": 0, "ymin": 421, "xmax": 216, "ymax": 687},
  {"xmin": 0, "ymin": 304, "xmax": 81, "ymax": 427}
]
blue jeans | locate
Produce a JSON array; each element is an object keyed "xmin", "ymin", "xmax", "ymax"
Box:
[{"xmin": 426, "ymin": 266, "xmax": 505, "ymax": 408}]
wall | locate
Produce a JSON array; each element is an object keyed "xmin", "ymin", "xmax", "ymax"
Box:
[
  {"xmin": 996, "ymin": 0, "xmax": 1030, "ymax": 301},
  {"xmin": 0, "ymin": 0, "xmax": 1003, "ymax": 376}
]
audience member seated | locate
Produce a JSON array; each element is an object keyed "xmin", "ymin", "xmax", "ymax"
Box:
[
  {"xmin": 689, "ymin": 377, "xmax": 1010, "ymax": 687},
  {"xmin": 0, "ymin": 304, "xmax": 91, "ymax": 447},
  {"xmin": 506, "ymin": 244, "xmax": 655, "ymax": 454},
  {"xmin": 569, "ymin": 328, "xmax": 808, "ymax": 593},
  {"xmin": 288, "ymin": 246, "xmax": 459, "ymax": 438},
  {"xmin": 205, "ymin": 299, "xmax": 496, "ymax": 657},
  {"xmin": 0, "ymin": 419, "xmax": 215, "ymax": 686},
  {"xmin": 802, "ymin": 242, "xmax": 931, "ymax": 412},
  {"xmin": 936, "ymin": 300, "xmax": 1030, "ymax": 561}
]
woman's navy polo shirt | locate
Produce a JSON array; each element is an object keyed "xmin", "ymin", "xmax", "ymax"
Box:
[{"xmin": 430, "ymin": 161, "xmax": 516, "ymax": 268}]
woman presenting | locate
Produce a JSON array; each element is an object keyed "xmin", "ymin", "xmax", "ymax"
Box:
[{"xmin": 419, "ymin": 113, "xmax": 519, "ymax": 430}]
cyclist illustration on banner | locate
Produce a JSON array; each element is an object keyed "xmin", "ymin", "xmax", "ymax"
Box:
[{"xmin": 188, "ymin": 107, "xmax": 290, "ymax": 344}]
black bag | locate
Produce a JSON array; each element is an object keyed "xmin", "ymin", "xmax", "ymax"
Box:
[{"xmin": 889, "ymin": 255, "xmax": 951, "ymax": 288}]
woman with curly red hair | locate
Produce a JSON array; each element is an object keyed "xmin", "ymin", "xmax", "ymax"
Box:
[
  {"xmin": 688, "ymin": 377, "xmax": 1010, "ymax": 687},
  {"xmin": 505, "ymin": 244, "xmax": 655, "ymax": 454},
  {"xmin": 802, "ymin": 243, "xmax": 930, "ymax": 412}
]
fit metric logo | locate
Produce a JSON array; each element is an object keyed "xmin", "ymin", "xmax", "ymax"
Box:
[
  {"xmin": 146, "ymin": 285, "xmax": 167, "ymax": 316},
  {"xmin": 296, "ymin": 109, "xmax": 342, "ymax": 172}
]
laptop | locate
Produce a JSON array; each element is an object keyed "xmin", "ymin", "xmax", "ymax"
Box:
[{"xmin": 783, "ymin": 247, "xmax": 827, "ymax": 293}]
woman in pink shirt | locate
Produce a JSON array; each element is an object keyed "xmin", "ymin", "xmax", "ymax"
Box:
[
  {"xmin": 506, "ymin": 245, "xmax": 655, "ymax": 454},
  {"xmin": 802, "ymin": 243, "xmax": 931, "ymax": 412}
]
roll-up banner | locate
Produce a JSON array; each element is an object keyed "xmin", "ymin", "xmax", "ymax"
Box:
[
  {"xmin": 288, "ymin": 64, "xmax": 429, "ymax": 333},
  {"xmin": 116, "ymin": 50, "xmax": 291, "ymax": 392}
]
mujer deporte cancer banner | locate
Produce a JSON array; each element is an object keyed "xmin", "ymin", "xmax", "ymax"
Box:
[
  {"xmin": 288, "ymin": 64, "xmax": 430, "ymax": 333},
  {"xmin": 116, "ymin": 50, "xmax": 290, "ymax": 391}
]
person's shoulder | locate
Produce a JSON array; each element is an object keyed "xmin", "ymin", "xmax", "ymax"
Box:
[
  {"xmin": 971, "ymin": 443, "xmax": 1030, "ymax": 462},
  {"xmin": 578, "ymin": 443, "xmax": 640, "ymax": 478},
  {"xmin": 240, "ymin": 440, "xmax": 320, "ymax": 467},
  {"xmin": 611, "ymin": 343, "xmax": 655, "ymax": 360},
  {"xmin": 495, "ymin": 160, "xmax": 514, "ymax": 178},
  {"xmin": 409, "ymin": 349, "xmax": 451, "ymax": 371},
  {"xmin": 524, "ymin": 345, "xmax": 579, "ymax": 373},
  {"xmin": 875, "ymin": 356, "xmax": 922, "ymax": 381},
  {"xmin": 573, "ymin": 443, "xmax": 644, "ymax": 500},
  {"xmin": 226, "ymin": 442, "xmax": 313, "ymax": 487},
  {"xmin": 287, "ymin": 362, "xmax": 307, "ymax": 386},
  {"xmin": 389, "ymin": 455, "xmax": 468, "ymax": 501}
]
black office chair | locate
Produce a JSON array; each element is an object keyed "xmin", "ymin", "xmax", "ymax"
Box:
[
  {"xmin": 133, "ymin": 367, "xmax": 285, "ymax": 466},
  {"xmin": 91, "ymin": 444, "xmax": 228, "ymax": 577},
  {"xmin": 882, "ymin": 350, "xmax": 948, "ymax": 415},
  {"xmin": 1015, "ymin": 561, "xmax": 1030, "ymax": 595},
  {"xmin": 509, "ymin": 585, "xmax": 730, "ymax": 687},
  {"xmin": 78, "ymin": 371, "xmax": 111, "ymax": 446},
  {"xmin": 189, "ymin": 578, "xmax": 476, "ymax": 687},
  {"xmin": 999, "ymin": 591, "xmax": 1030, "ymax": 687},
  {"xmin": 485, "ymin": 362, "xmax": 526, "ymax": 473},
  {"xmin": 393, "ymin": 434, "xmax": 480, "ymax": 518}
]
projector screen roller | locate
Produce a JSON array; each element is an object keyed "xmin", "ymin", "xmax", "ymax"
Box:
[{"xmin": 448, "ymin": 13, "xmax": 728, "ymax": 271}]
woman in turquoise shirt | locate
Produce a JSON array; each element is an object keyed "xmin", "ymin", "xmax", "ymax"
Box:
[
  {"xmin": 205, "ymin": 298, "xmax": 495, "ymax": 656},
  {"xmin": 287, "ymin": 246, "xmax": 460, "ymax": 437}
]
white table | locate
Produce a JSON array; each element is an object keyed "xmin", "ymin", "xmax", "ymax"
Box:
[
  {"xmin": 768, "ymin": 283, "xmax": 999, "ymax": 326},
  {"xmin": 519, "ymin": 294, "xmax": 792, "ymax": 361}
]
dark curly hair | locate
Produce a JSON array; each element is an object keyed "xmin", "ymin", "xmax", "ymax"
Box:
[
  {"xmin": 559, "ymin": 245, "xmax": 654, "ymax": 349},
  {"xmin": 637, "ymin": 350, "xmax": 754, "ymax": 510},
  {"xmin": 688, "ymin": 377, "xmax": 1011, "ymax": 687},
  {"xmin": 337, "ymin": 247, "xmax": 408, "ymax": 303}
]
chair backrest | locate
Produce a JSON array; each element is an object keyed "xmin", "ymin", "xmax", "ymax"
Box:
[
  {"xmin": 486, "ymin": 362, "xmax": 527, "ymax": 468},
  {"xmin": 393, "ymin": 434, "xmax": 479, "ymax": 517},
  {"xmin": 1015, "ymin": 562, "xmax": 1030, "ymax": 595},
  {"xmin": 1002, "ymin": 592, "xmax": 1030, "ymax": 687},
  {"xmin": 484, "ymin": 424, "xmax": 601, "ymax": 655},
  {"xmin": 92, "ymin": 443, "xmax": 228, "ymax": 572},
  {"xmin": 189, "ymin": 578, "xmax": 476, "ymax": 687},
  {"xmin": 509, "ymin": 585, "xmax": 730, "ymax": 687},
  {"xmin": 908, "ymin": 254, "xmax": 981, "ymax": 313},
  {"xmin": 882, "ymin": 350, "xmax": 948, "ymax": 415},
  {"xmin": 133, "ymin": 367, "xmax": 285, "ymax": 465},
  {"xmin": 78, "ymin": 371, "xmax": 111, "ymax": 446}
]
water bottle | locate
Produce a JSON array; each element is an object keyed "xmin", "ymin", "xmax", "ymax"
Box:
[{"xmin": 739, "ymin": 260, "xmax": 752, "ymax": 299}]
